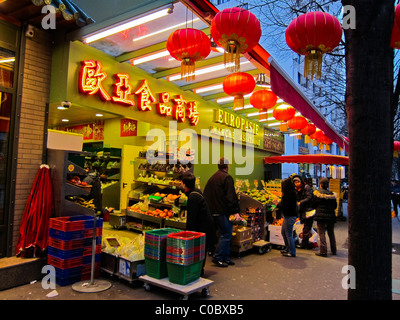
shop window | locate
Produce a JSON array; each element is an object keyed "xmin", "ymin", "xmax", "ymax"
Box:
[
  {"xmin": 0, "ymin": 47, "xmax": 15, "ymax": 88},
  {"xmin": 0, "ymin": 91, "xmax": 11, "ymax": 225}
]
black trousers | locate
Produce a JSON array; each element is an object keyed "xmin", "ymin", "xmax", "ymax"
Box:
[
  {"xmin": 301, "ymin": 217, "xmax": 314, "ymax": 248},
  {"xmin": 392, "ymin": 195, "xmax": 400, "ymax": 216},
  {"xmin": 316, "ymin": 221, "xmax": 336, "ymax": 255}
]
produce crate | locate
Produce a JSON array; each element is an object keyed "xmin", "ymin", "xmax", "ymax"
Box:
[
  {"xmin": 48, "ymin": 237, "xmax": 84, "ymax": 251},
  {"xmin": 117, "ymin": 257, "xmax": 146, "ymax": 282},
  {"xmin": 232, "ymin": 226, "xmax": 252, "ymax": 242},
  {"xmin": 48, "ymin": 255, "xmax": 83, "ymax": 269},
  {"xmin": 145, "ymin": 257, "xmax": 168, "ymax": 279},
  {"xmin": 48, "ymin": 247, "xmax": 83, "ymax": 259},
  {"xmin": 167, "ymin": 260, "xmax": 203, "ymax": 285},
  {"xmin": 49, "ymin": 215, "xmax": 94, "ymax": 232},
  {"xmin": 268, "ymin": 225, "xmax": 285, "ymax": 246},
  {"xmin": 49, "ymin": 229, "xmax": 85, "ymax": 241}
]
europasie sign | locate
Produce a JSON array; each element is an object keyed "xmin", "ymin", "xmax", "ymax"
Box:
[{"xmin": 78, "ymin": 60, "xmax": 199, "ymax": 126}]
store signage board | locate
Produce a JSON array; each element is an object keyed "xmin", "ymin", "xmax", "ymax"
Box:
[
  {"xmin": 263, "ymin": 127, "xmax": 284, "ymax": 154},
  {"xmin": 78, "ymin": 60, "xmax": 199, "ymax": 126}
]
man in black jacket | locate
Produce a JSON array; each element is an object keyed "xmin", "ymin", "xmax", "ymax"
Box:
[{"xmin": 203, "ymin": 158, "xmax": 240, "ymax": 267}]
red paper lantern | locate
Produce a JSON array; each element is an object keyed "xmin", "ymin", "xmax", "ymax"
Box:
[
  {"xmin": 286, "ymin": 12, "xmax": 342, "ymax": 80},
  {"xmin": 250, "ymin": 89, "xmax": 278, "ymax": 121},
  {"xmin": 391, "ymin": 5, "xmax": 400, "ymax": 49},
  {"xmin": 301, "ymin": 123, "xmax": 316, "ymax": 144},
  {"xmin": 288, "ymin": 116, "xmax": 308, "ymax": 134},
  {"xmin": 273, "ymin": 105, "xmax": 295, "ymax": 131},
  {"xmin": 310, "ymin": 129, "xmax": 324, "ymax": 147},
  {"xmin": 223, "ymin": 72, "xmax": 256, "ymax": 109},
  {"xmin": 211, "ymin": 7, "xmax": 261, "ymax": 72},
  {"xmin": 322, "ymin": 136, "xmax": 333, "ymax": 151},
  {"xmin": 167, "ymin": 28, "xmax": 211, "ymax": 82}
]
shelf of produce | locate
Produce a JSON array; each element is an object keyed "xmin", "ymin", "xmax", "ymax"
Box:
[
  {"xmin": 164, "ymin": 218, "xmax": 186, "ymax": 230},
  {"xmin": 63, "ymin": 199, "xmax": 95, "ymax": 216},
  {"xmin": 65, "ymin": 182, "xmax": 91, "ymax": 196}
]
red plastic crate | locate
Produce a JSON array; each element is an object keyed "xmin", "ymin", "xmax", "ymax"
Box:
[
  {"xmin": 48, "ymin": 255, "xmax": 83, "ymax": 269},
  {"xmin": 83, "ymin": 244, "xmax": 102, "ymax": 256},
  {"xmin": 49, "ymin": 216, "xmax": 93, "ymax": 232},
  {"xmin": 48, "ymin": 237, "xmax": 84, "ymax": 251}
]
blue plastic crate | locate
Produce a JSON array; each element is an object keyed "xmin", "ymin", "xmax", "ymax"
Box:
[{"xmin": 49, "ymin": 228, "xmax": 85, "ymax": 241}]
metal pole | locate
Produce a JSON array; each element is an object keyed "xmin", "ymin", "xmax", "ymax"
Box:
[{"xmin": 90, "ymin": 212, "xmax": 97, "ymax": 285}]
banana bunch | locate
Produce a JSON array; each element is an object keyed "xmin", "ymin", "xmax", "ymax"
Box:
[{"xmin": 75, "ymin": 197, "xmax": 96, "ymax": 210}]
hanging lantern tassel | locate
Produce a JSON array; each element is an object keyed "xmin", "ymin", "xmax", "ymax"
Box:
[
  {"xmin": 234, "ymin": 94, "xmax": 244, "ymax": 109},
  {"xmin": 304, "ymin": 135, "xmax": 311, "ymax": 144},
  {"xmin": 280, "ymin": 121, "xmax": 288, "ymax": 131},
  {"xmin": 325, "ymin": 144, "xmax": 330, "ymax": 151},
  {"xmin": 394, "ymin": 151, "xmax": 399, "ymax": 158},
  {"xmin": 259, "ymin": 110, "xmax": 268, "ymax": 122},
  {"xmin": 181, "ymin": 58, "xmax": 196, "ymax": 82},
  {"xmin": 304, "ymin": 49, "xmax": 323, "ymax": 80},
  {"xmin": 312, "ymin": 139, "xmax": 318, "ymax": 147},
  {"xmin": 225, "ymin": 40, "xmax": 241, "ymax": 72}
]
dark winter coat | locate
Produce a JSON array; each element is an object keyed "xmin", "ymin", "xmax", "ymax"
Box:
[
  {"xmin": 185, "ymin": 188, "xmax": 217, "ymax": 249},
  {"xmin": 276, "ymin": 178, "xmax": 298, "ymax": 217},
  {"xmin": 203, "ymin": 169, "xmax": 240, "ymax": 217},
  {"xmin": 311, "ymin": 189, "xmax": 337, "ymax": 222},
  {"xmin": 293, "ymin": 175, "xmax": 314, "ymax": 220}
]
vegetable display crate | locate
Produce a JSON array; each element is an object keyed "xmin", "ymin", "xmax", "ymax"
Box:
[
  {"xmin": 48, "ymin": 237, "xmax": 84, "ymax": 251},
  {"xmin": 167, "ymin": 260, "xmax": 203, "ymax": 285},
  {"xmin": 145, "ymin": 257, "xmax": 168, "ymax": 279}
]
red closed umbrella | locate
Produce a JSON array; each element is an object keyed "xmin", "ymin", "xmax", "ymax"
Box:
[{"xmin": 16, "ymin": 165, "xmax": 54, "ymax": 258}]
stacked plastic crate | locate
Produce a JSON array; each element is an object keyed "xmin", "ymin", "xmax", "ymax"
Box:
[
  {"xmin": 166, "ymin": 231, "xmax": 206, "ymax": 285},
  {"xmin": 144, "ymin": 228, "xmax": 180, "ymax": 279},
  {"xmin": 47, "ymin": 215, "xmax": 103, "ymax": 286}
]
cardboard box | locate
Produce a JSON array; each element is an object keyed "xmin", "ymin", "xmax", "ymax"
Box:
[
  {"xmin": 230, "ymin": 238, "xmax": 253, "ymax": 253},
  {"xmin": 232, "ymin": 226, "xmax": 252, "ymax": 242},
  {"xmin": 268, "ymin": 225, "xmax": 285, "ymax": 246}
]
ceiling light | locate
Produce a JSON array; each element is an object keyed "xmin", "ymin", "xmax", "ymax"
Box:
[
  {"xmin": 268, "ymin": 122, "xmax": 281, "ymax": 127},
  {"xmin": 57, "ymin": 106, "xmax": 67, "ymax": 110},
  {"xmin": 289, "ymin": 133, "xmax": 302, "ymax": 137},
  {"xmin": 95, "ymin": 113, "xmax": 104, "ymax": 117},
  {"xmin": 233, "ymin": 104, "xmax": 254, "ymax": 111},
  {"xmin": 132, "ymin": 50, "xmax": 170, "ymax": 65},
  {"xmin": 216, "ymin": 92, "xmax": 252, "ymax": 104},
  {"xmin": 61, "ymin": 119, "xmax": 69, "ymax": 122},
  {"xmin": 168, "ymin": 61, "xmax": 251, "ymax": 81},
  {"xmin": 133, "ymin": 18, "xmax": 200, "ymax": 42},
  {"xmin": 194, "ymin": 84, "xmax": 223, "ymax": 94},
  {"xmin": 0, "ymin": 57, "xmax": 15, "ymax": 64},
  {"xmin": 83, "ymin": 7, "xmax": 171, "ymax": 44}
]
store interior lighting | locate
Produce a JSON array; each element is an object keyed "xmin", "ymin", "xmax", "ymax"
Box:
[
  {"xmin": 194, "ymin": 84, "xmax": 223, "ymax": 94},
  {"xmin": 168, "ymin": 61, "xmax": 251, "ymax": 81},
  {"xmin": 133, "ymin": 18, "xmax": 200, "ymax": 42},
  {"xmin": 132, "ymin": 50, "xmax": 171, "ymax": 65},
  {"xmin": 83, "ymin": 6, "xmax": 173, "ymax": 43},
  {"xmin": 0, "ymin": 57, "xmax": 15, "ymax": 64}
]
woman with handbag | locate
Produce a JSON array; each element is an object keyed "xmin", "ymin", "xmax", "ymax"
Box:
[{"xmin": 311, "ymin": 178, "xmax": 338, "ymax": 257}]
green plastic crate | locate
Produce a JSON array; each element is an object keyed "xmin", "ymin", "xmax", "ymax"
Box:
[
  {"xmin": 145, "ymin": 257, "xmax": 168, "ymax": 279},
  {"xmin": 167, "ymin": 260, "xmax": 203, "ymax": 285}
]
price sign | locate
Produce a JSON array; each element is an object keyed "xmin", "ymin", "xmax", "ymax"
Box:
[{"xmin": 119, "ymin": 259, "xmax": 130, "ymax": 277}]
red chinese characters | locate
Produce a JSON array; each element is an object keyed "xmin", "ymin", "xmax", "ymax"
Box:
[
  {"xmin": 78, "ymin": 60, "xmax": 200, "ymax": 125},
  {"xmin": 113, "ymin": 73, "xmax": 135, "ymax": 106},
  {"xmin": 79, "ymin": 60, "xmax": 111, "ymax": 101},
  {"xmin": 135, "ymin": 79, "xmax": 156, "ymax": 111},
  {"xmin": 157, "ymin": 92, "xmax": 172, "ymax": 116}
]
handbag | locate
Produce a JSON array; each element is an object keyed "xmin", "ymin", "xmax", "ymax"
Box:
[{"xmin": 305, "ymin": 209, "xmax": 316, "ymax": 218}]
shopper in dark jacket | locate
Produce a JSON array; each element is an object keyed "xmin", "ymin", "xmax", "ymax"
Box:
[
  {"xmin": 292, "ymin": 174, "xmax": 314, "ymax": 249},
  {"xmin": 311, "ymin": 178, "xmax": 337, "ymax": 257},
  {"xmin": 182, "ymin": 172, "xmax": 216, "ymax": 276},
  {"xmin": 277, "ymin": 178, "xmax": 298, "ymax": 257},
  {"xmin": 203, "ymin": 158, "xmax": 240, "ymax": 267}
]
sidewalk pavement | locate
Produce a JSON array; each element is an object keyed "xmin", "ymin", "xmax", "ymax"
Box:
[{"xmin": 0, "ymin": 203, "xmax": 399, "ymax": 300}]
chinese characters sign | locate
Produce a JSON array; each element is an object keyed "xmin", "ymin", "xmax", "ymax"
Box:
[
  {"xmin": 120, "ymin": 119, "xmax": 137, "ymax": 137},
  {"xmin": 78, "ymin": 60, "xmax": 199, "ymax": 126}
]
